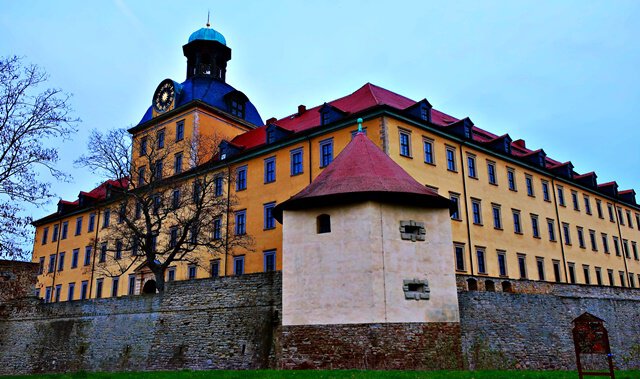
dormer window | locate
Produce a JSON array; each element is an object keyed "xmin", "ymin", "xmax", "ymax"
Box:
[
  {"xmin": 267, "ymin": 129, "xmax": 276, "ymax": 144},
  {"xmin": 504, "ymin": 139, "xmax": 511, "ymax": 154},
  {"xmin": 230, "ymin": 100, "xmax": 245, "ymax": 119},
  {"xmin": 321, "ymin": 111, "xmax": 330, "ymax": 126},
  {"xmin": 421, "ymin": 106, "xmax": 430, "ymax": 121}
]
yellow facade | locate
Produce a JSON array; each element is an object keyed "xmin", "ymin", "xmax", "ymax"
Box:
[{"xmin": 30, "ymin": 27, "xmax": 640, "ymax": 302}]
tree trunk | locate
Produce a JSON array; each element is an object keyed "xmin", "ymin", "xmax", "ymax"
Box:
[{"xmin": 153, "ymin": 269, "xmax": 166, "ymax": 293}]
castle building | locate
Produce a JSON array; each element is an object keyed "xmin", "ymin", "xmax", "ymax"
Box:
[{"xmin": 31, "ymin": 23, "xmax": 640, "ymax": 302}]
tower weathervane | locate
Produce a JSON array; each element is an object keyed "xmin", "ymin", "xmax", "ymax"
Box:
[{"xmin": 206, "ymin": 10, "xmax": 210, "ymax": 27}]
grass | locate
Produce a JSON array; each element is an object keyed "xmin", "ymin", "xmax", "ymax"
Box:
[{"xmin": 2, "ymin": 370, "xmax": 639, "ymax": 379}]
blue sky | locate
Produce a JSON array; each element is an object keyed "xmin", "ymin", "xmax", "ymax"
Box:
[{"xmin": 1, "ymin": 0, "xmax": 639, "ymax": 223}]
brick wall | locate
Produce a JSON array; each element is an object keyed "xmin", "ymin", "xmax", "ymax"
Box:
[
  {"xmin": 0, "ymin": 272, "xmax": 281, "ymax": 375},
  {"xmin": 457, "ymin": 275, "xmax": 640, "ymax": 370},
  {"xmin": 0, "ymin": 260, "xmax": 38, "ymax": 303}
]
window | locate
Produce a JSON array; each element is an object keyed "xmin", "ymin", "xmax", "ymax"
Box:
[
  {"xmin": 317, "ymin": 214, "xmax": 331, "ymax": 234},
  {"xmin": 487, "ymin": 161, "xmax": 497, "ymax": 185},
  {"xmin": 214, "ymin": 176, "xmax": 224, "ymax": 197},
  {"xmin": 68, "ymin": 282, "xmax": 75, "ymax": 301},
  {"xmin": 188, "ymin": 265, "xmax": 197, "ymax": 279},
  {"xmin": 423, "ymin": 138, "xmax": 434, "ymax": 164},
  {"xmin": 577, "ymin": 227, "xmax": 585, "ymax": 249},
  {"xmin": 157, "ymin": 129, "xmax": 165, "ymax": 149},
  {"xmin": 602, "ymin": 233, "xmax": 610, "ymax": 254},
  {"xmin": 595, "ymin": 267, "xmax": 603, "ymax": 286},
  {"xmin": 174, "ymin": 152, "xmax": 183, "ymax": 174},
  {"xmin": 627, "ymin": 210, "xmax": 633, "ymax": 228},
  {"xmin": 617, "ymin": 207, "xmax": 625, "ymax": 225},
  {"xmin": 264, "ymin": 250, "xmax": 276, "ymax": 272},
  {"xmin": 114, "ymin": 240, "xmax": 122, "ymax": 260},
  {"xmin": 608, "ymin": 269, "xmax": 614, "ymax": 286},
  {"xmin": 547, "ymin": 219, "xmax": 556, "ymax": 241},
  {"xmin": 88, "ymin": 213, "xmax": 96, "ymax": 232},
  {"xmin": 562, "ymin": 223, "xmax": 571, "ymax": 245},
  {"xmin": 54, "ymin": 285, "xmax": 62, "ymax": 302},
  {"xmin": 568, "ymin": 263, "xmax": 576, "ymax": 284},
  {"xmin": 399, "ymin": 130, "xmax": 411, "ymax": 157},
  {"xmin": 212, "ymin": 217, "xmax": 222, "ymax": 240},
  {"xmin": 128, "ymin": 275, "xmax": 136, "ymax": 295},
  {"xmin": 75, "ymin": 217, "xmax": 82, "ymax": 236},
  {"xmin": 230, "ymin": 100, "xmax": 245, "ymax": 118},
  {"xmin": 623, "ymin": 239, "xmax": 630, "ymax": 259},
  {"xmin": 633, "ymin": 241, "xmax": 638, "ymax": 260},
  {"xmin": 467, "ymin": 155, "xmax": 477, "ymax": 178},
  {"xmin": 48, "ymin": 254, "xmax": 55, "ymax": 273},
  {"xmin": 553, "ymin": 260, "xmax": 561, "ymax": 282},
  {"xmin": 41, "ymin": 227, "xmax": 49, "ymax": 245},
  {"xmin": 525, "ymin": 175, "xmax": 534, "ymax": 196},
  {"xmin": 445, "ymin": 147, "xmax": 456, "ymax": 171},
  {"xmin": 99, "ymin": 242, "xmax": 107, "ymax": 263},
  {"xmin": 153, "ymin": 194, "xmax": 161, "ymax": 215},
  {"xmin": 637, "ymin": 213, "xmax": 640, "ymax": 230},
  {"xmin": 264, "ymin": 157, "xmax": 276, "ymax": 183},
  {"xmin": 584, "ymin": 196, "xmax": 591, "ymax": 215},
  {"xmin": 210, "ymin": 260, "xmax": 220, "ymax": 278},
  {"xmin": 169, "ymin": 227, "xmax": 178, "ymax": 248},
  {"xmin": 536, "ymin": 257, "xmax": 545, "ymax": 281},
  {"xmin": 61, "ymin": 221, "xmax": 68, "ymax": 240},
  {"xmin": 57, "ymin": 252, "xmax": 65, "ymax": 272},
  {"xmin": 153, "ymin": 159, "xmax": 163, "ymax": 181},
  {"xmin": 175, "ymin": 120, "xmax": 184, "ymax": 141},
  {"xmin": 454, "ymin": 244, "xmax": 465, "ymax": 271},
  {"xmin": 517, "ymin": 254, "xmax": 527, "ymax": 279},
  {"xmin": 607, "ymin": 203, "xmax": 614, "ymax": 222},
  {"xmin": 320, "ymin": 139, "xmax": 333, "ymax": 167},
  {"xmin": 235, "ymin": 210, "xmax": 246, "ymax": 235},
  {"xmin": 596, "ymin": 200, "xmax": 603, "ymax": 218},
  {"xmin": 38, "ymin": 257, "xmax": 45, "ymax": 274},
  {"xmin": 557, "ymin": 186, "xmax": 565, "ymax": 206},
  {"xmin": 512, "ymin": 210, "xmax": 522, "ymax": 234},
  {"xmin": 264, "ymin": 202, "xmax": 276, "ymax": 230},
  {"xmin": 571, "ymin": 191, "xmax": 580, "ymax": 211},
  {"xmin": 236, "ymin": 165, "xmax": 247, "ymax": 191},
  {"xmin": 471, "ymin": 199, "xmax": 482, "ymax": 225},
  {"xmin": 81, "ymin": 281, "xmax": 88, "ymax": 300},
  {"xmin": 45, "ymin": 287, "xmax": 52, "ymax": 303},
  {"xmin": 589, "ymin": 230, "xmax": 597, "ymax": 251},
  {"xmin": 450, "ymin": 193, "xmax": 461, "ymax": 220},
  {"xmin": 84, "ymin": 246, "xmax": 92, "ymax": 266},
  {"xmin": 492, "ymin": 204, "xmax": 502, "ymax": 229},
  {"xmin": 52, "ymin": 224, "xmax": 59, "ymax": 242},
  {"xmin": 583, "ymin": 265, "xmax": 590, "ymax": 285},
  {"xmin": 112, "ymin": 277, "xmax": 119, "ymax": 297},
  {"xmin": 613, "ymin": 236, "xmax": 620, "ymax": 256},
  {"xmin": 531, "ymin": 215, "xmax": 540, "ymax": 238},
  {"xmin": 103, "ymin": 209, "xmax": 110, "ymax": 228},
  {"xmin": 234, "ymin": 256, "xmax": 245, "ymax": 275},
  {"xmin": 507, "ymin": 168, "xmax": 516, "ymax": 191},
  {"xmin": 171, "ymin": 189, "xmax": 180, "ymax": 209},
  {"xmin": 619, "ymin": 271, "xmax": 626, "ymax": 287},
  {"xmin": 541, "ymin": 181, "xmax": 550, "ymax": 201},
  {"xmin": 135, "ymin": 202, "xmax": 142, "ymax": 219},
  {"xmin": 290, "ymin": 148, "xmax": 303, "ymax": 175},
  {"xmin": 192, "ymin": 180, "xmax": 202, "ymax": 204},
  {"xmin": 497, "ymin": 251, "xmax": 507, "ymax": 276},
  {"xmin": 139, "ymin": 136, "xmax": 147, "ymax": 156},
  {"xmin": 476, "ymin": 248, "xmax": 486, "ymax": 274},
  {"xmin": 96, "ymin": 278, "xmax": 104, "ymax": 298},
  {"xmin": 630, "ymin": 273, "xmax": 636, "ymax": 288}
]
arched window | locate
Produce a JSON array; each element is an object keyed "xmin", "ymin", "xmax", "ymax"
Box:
[
  {"xmin": 485, "ymin": 280, "xmax": 495, "ymax": 292},
  {"xmin": 466, "ymin": 278, "xmax": 478, "ymax": 291},
  {"xmin": 142, "ymin": 279, "xmax": 157, "ymax": 294},
  {"xmin": 317, "ymin": 214, "xmax": 331, "ymax": 234},
  {"xmin": 501, "ymin": 280, "xmax": 513, "ymax": 293}
]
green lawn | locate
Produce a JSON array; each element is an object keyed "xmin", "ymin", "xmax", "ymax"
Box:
[{"xmin": 2, "ymin": 370, "xmax": 639, "ymax": 379}]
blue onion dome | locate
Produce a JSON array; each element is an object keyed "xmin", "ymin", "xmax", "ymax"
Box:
[{"xmin": 188, "ymin": 26, "xmax": 227, "ymax": 45}]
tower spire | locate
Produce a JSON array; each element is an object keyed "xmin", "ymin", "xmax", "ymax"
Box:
[{"xmin": 206, "ymin": 10, "xmax": 210, "ymax": 27}]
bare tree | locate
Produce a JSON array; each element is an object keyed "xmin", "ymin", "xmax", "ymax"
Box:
[
  {"xmin": 76, "ymin": 128, "xmax": 250, "ymax": 292},
  {"xmin": 0, "ymin": 56, "xmax": 78, "ymax": 259}
]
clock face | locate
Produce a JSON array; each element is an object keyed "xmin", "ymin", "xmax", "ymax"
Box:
[{"xmin": 153, "ymin": 80, "xmax": 175, "ymax": 113}]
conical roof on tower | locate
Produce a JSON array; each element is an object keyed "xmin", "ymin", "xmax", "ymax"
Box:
[{"xmin": 274, "ymin": 132, "xmax": 452, "ymax": 222}]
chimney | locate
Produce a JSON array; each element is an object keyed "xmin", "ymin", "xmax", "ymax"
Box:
[
  {"xmin": 298, "ymin": 105, "xmax": 306, "ymax": 115},
  {"xmin": 266, "ymin": 117, "xmax": 277, "ymax": 125},
  {"xmin": 513, "ymin": 139, "xmax": 526, "ymax": 148}
]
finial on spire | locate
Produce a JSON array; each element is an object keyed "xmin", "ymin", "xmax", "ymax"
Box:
[
  {"xmin": 357, "ymin": 118, "xmax": 363, "ymax": 133},
  {"xmin": 206, "ymin": 10, "xmax": 211, "ymax": 27}
]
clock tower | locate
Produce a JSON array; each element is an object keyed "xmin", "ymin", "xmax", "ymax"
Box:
[{"xmin": 182, "ymin": 20, "xmax": 231, "ymax": 82}]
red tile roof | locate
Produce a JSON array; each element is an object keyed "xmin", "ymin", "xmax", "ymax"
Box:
[{"xmin": 274, "ymin": 132, "xmax": 451, "ymax": 220}]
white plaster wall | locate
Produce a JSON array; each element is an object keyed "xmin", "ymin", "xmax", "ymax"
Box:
[{"xmin": 282, "ymin": 201, "xmax": 459, "ymax": 326}]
